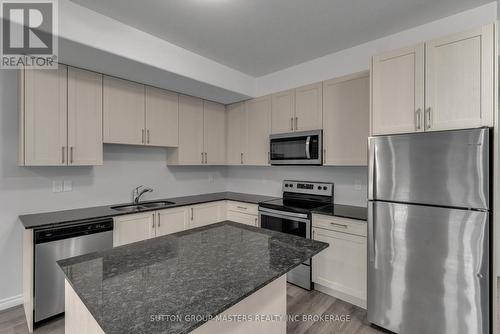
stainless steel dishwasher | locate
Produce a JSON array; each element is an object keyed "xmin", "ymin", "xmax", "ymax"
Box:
[{"xmin": 34, "ymin": 218, "xmax": 113, "ymax": 324}]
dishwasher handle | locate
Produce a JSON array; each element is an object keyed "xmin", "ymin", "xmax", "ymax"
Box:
[{"xmin": 35, "ymin": 218, "xmax": 114, "ymax": 244}]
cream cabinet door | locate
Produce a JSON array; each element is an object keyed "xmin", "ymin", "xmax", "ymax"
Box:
[
  {"xmin": 271, "ymin": 89, "xmax": 295, "ymax": 134},
  {"xmin": 189, "ymin": 201, "xmax": 225, "ymax": 229},
  {"xmin": 226, "ymin": 103, "xmax": 246, "ymax": 165},
  {"xmin": 425, "ymin": 24, "xmax": 494, "ymax": 131},
  {"xmin": 312, "ymin": 227, "xmax": 367, "ymax": 308},
  {"xmin": 203, "ymin": 101, "xmax": 226, "ymax": 165},
  {"xmin": 113, "ymin": 213, "xmax": 154, "ymax": 247},
  {"xmin": 371, "ymin": 44, "xmax": 424, "ymax": 135},
  {"xmin": 23, "ymin": 66, "xmax": 67, "ymax": 165},
  {"xmin": 168, "ymin": 95, "xmax": 204, "ymax": 165},
  {"xmin": 295, "ymin": 83, "xmax": 323, "ymax": 131},
  {"xmin": 245, "ymin": 96, "xmax": 271, "ymax": 165},
  {"xmin": 323, "ymin": 73, "xmax": 369, "ymax": 166},
  {"xmin": 156, "ymin": 207, "xmax": 189, "ymax": 237},
  {"xmin": 103, "ymin": 76, "xmax": 145, "ymax": 145},
  {"xmin": 227, "ymin": 211, "xmax": 259, "ymax": 227},
  {"xmin": 67, "ymin": 67, "xmax": 103, "ymax": 166},
  {"xmin": 145, "ymin": 86, "xmax": 179, "ymax": 147}
]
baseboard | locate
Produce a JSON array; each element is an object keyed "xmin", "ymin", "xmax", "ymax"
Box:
[{"xmin": 0, "ymin": 294, "xmax": 23, "ymax": 311}]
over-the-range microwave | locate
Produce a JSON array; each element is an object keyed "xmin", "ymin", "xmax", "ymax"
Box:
[{"xmin": 269, "ymin": 130, "xmax": 322, "ymax": 165}]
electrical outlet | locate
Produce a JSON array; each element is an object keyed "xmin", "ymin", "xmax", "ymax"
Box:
[
  {"xmin": 354, "ymin": 179, "xmax": 363, "ymax": 191},
  {"xmin": 63, "ymin": 180, "xmax": 73, "ymax": 192},
  {"xmin": 52, "ymin": 180, "xmax": 63, "ymax": 193}
]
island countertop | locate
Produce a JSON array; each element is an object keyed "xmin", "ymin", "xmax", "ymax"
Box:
[{"xmin": 58, "ymin": 221, "xmax": 328, "ymax": 334}]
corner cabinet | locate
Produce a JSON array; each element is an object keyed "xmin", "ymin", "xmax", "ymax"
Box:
[
  {"xmin": 245, "ymin": 96, "xmax": 271, "ymax": 165},
  {"xmin": 188, "ymin": 201, "xmax": 226, "ymax": 229},
  {"xmin": 20, "ymin": 65, "xmax": 103, "ymax": 166},
  {"xmin": 113, "ymin": 212, "xmax": 154, "ymax": 247},
  {"xmin": 371, "ymin": 23, "xmax": 496, "ymax": 135},
  {"xmin": 323, "ymin": 72, "xmax": 369, "ymax": 165},
  {"xmin": 203, "ymin": 101, "xmax": 226, "ymax": 165}
]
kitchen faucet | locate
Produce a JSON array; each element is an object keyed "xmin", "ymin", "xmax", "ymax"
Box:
[{"xmin": 132, "ymin": 185, "xmax": 153, "ymax": 204}]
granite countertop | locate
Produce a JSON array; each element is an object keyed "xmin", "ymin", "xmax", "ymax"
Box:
[
  {"xmin": 312, "ymin": 204, "xmax": 368, "ymax": 221},
  {"xmin": 19, "ymin": 192, "xmax": 279, "ymax": 229},
  {"xmin": 58, "ymin": 221, "xmax": 328, "ymax": 334}
]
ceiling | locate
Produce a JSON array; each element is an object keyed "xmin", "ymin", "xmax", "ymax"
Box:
[{"xmin": 69, "ymin": 0, "xmax": 492, "ymax": 77}]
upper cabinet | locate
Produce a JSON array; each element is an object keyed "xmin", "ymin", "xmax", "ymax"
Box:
[
  {"xmin": 245, "ymin": 96, "xmax": 271, "ymax": 165},
  {"xmin": 425, "ymin": 25, "xmax": 494, "ymax": 131},
  {"xmin": 226, "ymin": 102, "xmax": 246, "ymax": 165},
  {"xmin": 323, "ymin": 72, "xmax": 369, "ymax": 166},
  {"xmin": 103, "ymin": 76, "xmax": 145, "ymax": 145},
  {"xmin": 371, "ymin": 44, "xmax": 424, "ymax": 135},
  {"xmin": 20, "ymin": 65, "xmax": 103, "ymax": 166},
  {"xmin": 203, "ymin": 100, "xmax": 226, "ymax": 165},
  {"xmin": 295, "ymin": 82, "xmax": 323, "ymax": 131},
  {"xmin": 371, "ymin": 23, "xmax": 496, "ymax": 135},
  {"xmin": 271, "ymin": 89, "xmax": 295, "ymax": 134},
  {"xmin": 145, "ymin": 87, "xmax": 179, "ymax": 147}
]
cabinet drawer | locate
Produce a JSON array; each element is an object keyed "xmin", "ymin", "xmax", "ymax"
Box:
[
  {"xmin": 312, "ymin": 214, "xmax": 366, "ymax": 237},
  {"xmin": 227, "ymin": 211, "xmax": 259, "ymax": 227},
  {"xmin": 227, "ymin": 201, "xmax": 258, "ymax": 215}
]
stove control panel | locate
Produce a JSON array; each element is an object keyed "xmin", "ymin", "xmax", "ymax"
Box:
[{"xmin": 282, "ymin": 180, "xmax": 333, "ymax": 196}]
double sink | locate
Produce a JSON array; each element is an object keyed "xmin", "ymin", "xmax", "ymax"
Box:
[{"xmin": 111, "ymin": 200, "xmax": 176, "ymax": 212}]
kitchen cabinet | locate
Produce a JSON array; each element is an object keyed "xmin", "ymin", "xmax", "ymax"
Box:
[
  {"xmin": 425, "ymin": 24, "xmax": 494, "ymax": 131},
  {"xmin": 67, "ymin": 67, "xmax": 103, "ymax": 165},
  {"xmin": 103, "ymin": 76, "xmax": 145, "ymax": 145},
  {"xmin": 226, "ymin": 102, "xmax": 246, "ymax": 165},
  {"xmin": 203, "ymin": 100, "xmax": 226, "ymax": 165},
  {"xmin": 371, "ymin": 23, "xmax": 496, "ymax": 135},
  {"xmin": 20, "ymin": 65, "xmax": 103, "ymax": 166},
  {"xmin": 312, "ymin": 214, "xmax": 367, "ymax": 309},
  {"xmin": 145, "ymin": 86, "xmax": 179, "ymax": 147},
  {"xmin": 245, "ymin": 96, "xmax": 271, "ymax": 165},
  {"xmin": 371, "ymin": 44, "xmax": 424, "ymax": 135},
  {"xmin": 271, "ymin": 89, "xmax": 295, "ymax": 134},
  {"xmin": 226, "ymin": 201, "xmax": 259, "ymax": 226},
  {"xmin": 295, "ymin": 82, "xmax": 323, "ymax": 131},
  {"xmin": 156, "ymin": 206, "xmax": 190, "ymax": 237},
  {"xmin": 227, "ymin": 211, "xmax": 259, "ymax": 226},
  {"xmin": 113, "ymin": 212, "xmax": 154, "ymax": 247},
  {"xmin": 323, "ymin": 72, "xmax": 369, "ymax": 165},
  {"xmin": 188, "ymin": 201, "xmax": 226, "ymax": 229}
]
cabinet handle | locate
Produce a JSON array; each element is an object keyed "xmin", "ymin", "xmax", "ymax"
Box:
[
  {"xmin": 330, "ymin": 222, "xmax": 348, "ymax": 228},
  {"xmin": 313, "ymin": 229, "xmax": 315, "ymax": 240},
  {"xmin": 240, "ymin": 152, "xmax": 244, "ymax": 164},
  {"xmin": 254, "ymin": 217, "xmax": 258, "ymax": 226},
  {"xmin": 141, "ymin": 129, "xmax": 145, "ymax": 144},
  {"xmin": 290, "ymin": 117, "xmax": 294, "ymax": 131},
  {"xmin": 295, "ymin": 117, "xmax": 298, "ymax": 130},
  {"xmin": 70, "ymin": 146, "xmax": 74, "ymax": 164},
  {"xmin": 157, "ymin": 213, "xmax": 161, "ymax": 228},
  {"xmin": 191, "ymin": 207, "xmax": 194, "ymax": 220},
  {"xmin": 152, "ymin": 213, "xmax": 155, "ymax": 229},
  {"xmin": 425, "ymin": 107, "xmax": 432, "ymax": 130},
  {"xmin": 61, "ymin": 147, "xmax": 65, "ymax": 164},
  {"xmin": 147, "ymin": 129, "xmax": 150, "ymax": 144},
  {"xmin": 415, "ymin": 108, "xmax": 422, "ymax": 130},
  {"xmin": 236, "ymin": 206, "xmax": 247, "ymax": 210}
]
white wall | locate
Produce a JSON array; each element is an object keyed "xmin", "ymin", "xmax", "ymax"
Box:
[
  {"xmin": 0, "ymin": 69, "xmax": 227, "ymax": 308},
  {"xmin": 256, "ymin": 2, "xmax": 497, "ymax": 96},
  {"xmin": 226, "ymin": 166, "xmax": 367, "ymax": 207}
]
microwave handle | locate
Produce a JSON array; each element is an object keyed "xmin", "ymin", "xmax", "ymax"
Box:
[{"xmin": 305, "ymin": 136, "xmax": 311, "ymax": 159}]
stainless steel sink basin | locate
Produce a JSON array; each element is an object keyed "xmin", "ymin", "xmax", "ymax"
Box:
[{"xmin": 111, "ymin": 201, "xmax": 175, "ymax": 212}]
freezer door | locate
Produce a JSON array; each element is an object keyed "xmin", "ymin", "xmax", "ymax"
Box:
[
  {"xmin": 368, "ymin": 128, "xmax": 489, "ymax": 209},
  {"xmin": 367, "ymin": 201, "xmax": 489, "ymax": 334}
]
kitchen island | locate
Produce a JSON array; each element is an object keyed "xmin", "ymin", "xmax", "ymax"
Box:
[{"xmin": 58, "ymin": 221, "xmax": 328, "ymax": 334}]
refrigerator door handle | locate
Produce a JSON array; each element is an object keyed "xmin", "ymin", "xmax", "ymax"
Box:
[
  {"xmin": 368, "ymin": 201, "xmax": 375, "ymax": 263},
  {"xmin": 368, "ymin": 138, "xmax": 376, "ymax": 200}
]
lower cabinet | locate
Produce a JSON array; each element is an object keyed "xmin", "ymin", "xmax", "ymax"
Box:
[
  {"xmin": 226, "ymin": 201, "xmax": 259, "ymax": 226},
  {"xmin": 156, "ymin": 206, "xmax": 190, "ymax": 237},
  {"xmin": 113, "ymin": 212, "xmax": 155, "ymax": 247},
  {"xmin": 188, "ymin": 201, "xmax": 226, "ymax": 229},
  {"xmin": 312, "ymin": 214, "xmax": 367, "ymax": 309}
]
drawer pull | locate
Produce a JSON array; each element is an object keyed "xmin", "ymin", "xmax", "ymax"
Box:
[
  {"xmin": 330, "ymin": 222, "xmax": 348, "ymax": 228},
  {"xmin": 236, "ymin": 206, "xmax": 247, "ymax": 210}
]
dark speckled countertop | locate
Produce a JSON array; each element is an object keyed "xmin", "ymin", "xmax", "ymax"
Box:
[
  {"xmin": 19, "ymin": 192, "xmax": 279, "ymax": 229},
  {"xmin": 312, "ymin": 204, "xmax": 367, "ymax": 221},
  {"xmin": 58, "ymin": 221, "xmax": 328, "ymax": 334}
]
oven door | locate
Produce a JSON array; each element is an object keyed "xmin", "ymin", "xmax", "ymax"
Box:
[{"xmin": 269, "ymin": 130, "xmax": 322, "ymax": 165}]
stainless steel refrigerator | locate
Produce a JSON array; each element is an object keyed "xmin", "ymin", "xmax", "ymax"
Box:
[{"xmin": 367, "ymin": 128, "xmax": 490, "ymax": 334}]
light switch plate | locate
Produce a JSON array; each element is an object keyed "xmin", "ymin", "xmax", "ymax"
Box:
[
  {"xmin": 52, "ymin": 180, "xmax": 63, "ymax": 193},
  {"xmin": 63, "ymin": 180, "xmax": 73, "ymax": 192}
]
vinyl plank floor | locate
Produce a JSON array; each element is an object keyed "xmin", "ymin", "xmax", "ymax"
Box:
[{"xmin": 0, "ymin": 281, "xmax": 498, "ymax": 334}]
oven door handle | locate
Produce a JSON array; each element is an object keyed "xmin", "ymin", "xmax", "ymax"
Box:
[
  {"xmin": 305, "ymin": 136, "xmax": 311, "ymax": 159},
  {"xmin": 258, "ymin": 209, "xmax": 310, "ymax": 223}
]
